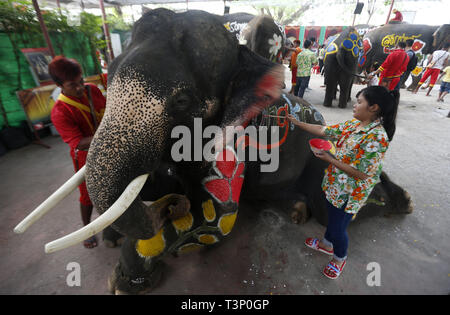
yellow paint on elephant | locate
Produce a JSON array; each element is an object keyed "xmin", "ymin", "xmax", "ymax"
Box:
[
  {"xmin": 324, "ymin": 42, "xmax": 338, "ymax": 62},
  {"xmin": 218, "ymin": 212, "xmax": 237, "ymax": 236},
  {"xmin": 202, "ymin": 199, "xmax": 216, "ymax": 222},
  {"xmin": 381, "ymin": 33, "xmax": 421, "ymax": 48},
  {"xmin": 198, "ymin": 234, "xmax": 218, "ymax": 244},
  {"xmin": 172, "ymin": 211, "xmax": 194, "ymax": 233},
  {"xmin": 136, "ymin": 228, "xmax": 165, "ymax": 258},
  {"xmin": 177, "ymin": 243, "xmax": 204, "ymax": 255}
]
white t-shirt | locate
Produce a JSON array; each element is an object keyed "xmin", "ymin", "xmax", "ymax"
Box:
[
  {"xmin": 368, "ymin": 76, "xmax": 379, "ymax": 86},
  {"xmin": 431, "ymin": 50, "xmax": 449, "ymax": 70}
]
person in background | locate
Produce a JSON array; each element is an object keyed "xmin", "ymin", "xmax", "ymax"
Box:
[
  {"xmin": 413, "ymin": 43, "xmax": 450, "ymax": 96},
  {"xmin": 390, "ymin": 9, "xmax": 403, "ymax": 22},
  {"xmin": 318, "ymin": 44, "xmax": 325, "ymax": 75},
  {"xmin": 437, "ymin": 65, "xmax": 450, "ymax": 102},
  {"xmin": 365, "ymin": 62, "xmax": 380, "ymax": 86},
  {"xmin": 295, "ymin": 39, "xmax": 318, "ymax": 98},
  {"xmin": 289, "ymin": 39, "xmax": 302, "ymax": 94},
  {"xmin": 396, "ymin": 39, "xmax": 417, "ymax": 89},
  {"xmin": 288, "ymin": 86, "xmax": 400, "ymax": 280},
  {"xmin": 369, "ymin": 41, "xmax": 409, "ymax": 91}
]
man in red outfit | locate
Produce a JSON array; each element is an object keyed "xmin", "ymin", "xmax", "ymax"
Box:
[
  {"xmin": 369, "ymin": 41, "xmax": 409, "ymax": 90},
  {"xmin": 390, "ymin": 9, "xmax": 403, "ymax": 22},
  {"xmin": 49, "ymin": 56, "xmax": 106, "ymax": 249}
]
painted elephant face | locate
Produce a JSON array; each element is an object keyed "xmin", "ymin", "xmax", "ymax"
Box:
[
  {"xmin": 324, "ymin": 27, "xmax": 362, "ymax": 74},
  {"xmin": 84, "ymin": 9, "xmax": 284, "ymax": 240}
]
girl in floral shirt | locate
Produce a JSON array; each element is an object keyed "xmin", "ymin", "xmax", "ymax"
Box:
[{"xmin": 288, "ymin": 86, "xmax": 399, "ymax": 279}]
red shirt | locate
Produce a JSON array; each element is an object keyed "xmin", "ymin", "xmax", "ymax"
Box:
[
  {"xmin": 378, "ymin": 49, "xmax": 409, "ymax": 78},
  {"xmin": 392, "ymin": 11, "xmax": 403, "ymax": 21},
  {"xmin": 51, "ymin": 83, "xmax": 106, "ymax": 161},
  {"xmin": 290, "ymin": 47, "xmax": 302, "ymax": 69}
]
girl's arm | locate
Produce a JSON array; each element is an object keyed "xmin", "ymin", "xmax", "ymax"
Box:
[
  {"xmin": 313, "ymin": 150, "xmax": 369, "ymax": 181},
  {"xmin": 287, "ymin": 114, "xmax": 326, "ymax": 137}
]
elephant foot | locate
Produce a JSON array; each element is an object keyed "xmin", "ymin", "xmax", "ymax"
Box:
[
  {"xmin": 338, "ymin": 102, "xmax": 347, "ymax": 109},
  {"xmin": 397, "ymin": 191, "xmax": 414, "ymax": 214},
  {"xmin": 323, "ymin": 102, "xmax": 332, "ymax": 108},
  {"xmin": 103, "ymin": 226, "xmax": 125, "ymax": 248},
  {"xmin": 145, "ymin": 193, "xmax": 190, "ymax": 234},
  {"xmin": 290, "ymin": 201, "xmax": 309, "ymax": 224},
  {"xmin": 108, "ymin": 261, "xmax": 165, "ymax": 295},
  {"xmin": 104, "ymin": 236, "xmax": 126, "ymax": 248}
]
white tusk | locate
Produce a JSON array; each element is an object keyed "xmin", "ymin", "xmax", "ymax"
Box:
[
  {"xmin": 14, "ymin": 166, "xmax": 86, "ymax": 234},
  {"xmin": 44, "ymin": 173, "xmax": 149, "ymax": 254}
]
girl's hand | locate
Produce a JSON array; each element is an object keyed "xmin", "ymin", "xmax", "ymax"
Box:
[
  {"xmin": 312, "ymin": 149, "xmax": 334, "ymax": 163},
  {"xmin": 287, "ymin": 114, "xmax": 299, "ymax": 125}
]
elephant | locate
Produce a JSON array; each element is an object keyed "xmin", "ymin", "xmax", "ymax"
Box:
[
  {"xmin": 323, "ymin": 27, "xmax": 364, "ymax": 108},
  {"xmin": 15, "ymin": 9, "xmax": 413, "ymax": 295},
  {"xmin": 222, "ymin": 13, "xmax": 287, "ymax": 63},
  {"xmin": 359, "ymin": 22, "xmax": 450, "ymax": 75}
]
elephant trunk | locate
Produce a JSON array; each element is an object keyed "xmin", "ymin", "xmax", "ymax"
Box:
[
  {"xmin": 85, "ymin": 70, "xmax": 171, "ymax": 240},
  {"xmin": 336, "ymin": 49, "xmax": 365, "ymax": 79}
]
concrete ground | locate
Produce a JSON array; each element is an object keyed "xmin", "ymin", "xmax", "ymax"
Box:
[{"xmin": 0, "ymin": 67, "xmax": 449, "ymax": 295}]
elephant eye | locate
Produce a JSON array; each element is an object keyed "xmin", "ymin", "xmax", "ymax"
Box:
[{"xmin": 170, "ymin": 92, "xmax": 191, "ymax": 112}]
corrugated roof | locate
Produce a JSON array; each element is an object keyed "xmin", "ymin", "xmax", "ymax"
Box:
[{"xmin": 38, "ymin": 0, "xmax": 226, "ymax": 9}]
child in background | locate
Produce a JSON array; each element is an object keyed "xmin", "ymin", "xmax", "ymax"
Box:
[
  {"xmin": 437, "ymin": 65, "xmax": 450, "ymax": 102},
  {"xmin": 367, "ymin": 62, "xmax": 380, "ymax": 86}
]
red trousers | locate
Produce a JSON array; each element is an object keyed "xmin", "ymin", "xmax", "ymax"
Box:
[
  {"xmin": 419, "ymin": 68, "xmax": 440, "ymax": 87},
  {"xmin": 291, "ymin": 67, "xmax": 298, "ymax": 84}
]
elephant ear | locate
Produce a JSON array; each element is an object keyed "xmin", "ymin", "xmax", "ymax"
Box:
[
  {"xmin": 241, "ymin": 15, "xmax": 285, "ymax": 62},
  {"xmin": 221, "ymin": 45, "xmax": 284, "ymax": 127}
]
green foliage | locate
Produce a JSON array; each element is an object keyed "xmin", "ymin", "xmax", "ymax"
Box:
[
  {"xmin": 41, "ymin": 8, "xmax": 72, "ymax": 34},
  {"xmin": 0, "ymin": 0, "xmax": 39, "ymax": 34},
  {"xmin": 107, "ymin": 11, "xmax": 133, "ymax": 32},
  {"xmin": 0, "ymin": 0, "xmax": 129, "ymax": 129},
  {"xmin": 77, "ymin": 12, "xmax": 107, "ymax": 50}
]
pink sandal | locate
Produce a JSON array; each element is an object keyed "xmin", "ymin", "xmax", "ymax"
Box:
[
  {"xmin": 323, "ymin": 260, "xmax": 346, "ymax": 280},
  {"xmin": 305, "ymin": 238, "xmax": 333, "ymax": 255}
]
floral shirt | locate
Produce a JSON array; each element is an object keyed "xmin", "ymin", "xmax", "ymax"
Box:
[
  {"xmin": 322, "ymin": 119, "xmax": 389, "ymax": 216},
  {"xmin": 296, "ymin": 49, "xmax": 317, "ymax": 77}
]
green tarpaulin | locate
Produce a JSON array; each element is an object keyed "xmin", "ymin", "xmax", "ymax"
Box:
[{"xmin": 0, "ymin": 31, "xmax": 99, "ymax": 129}]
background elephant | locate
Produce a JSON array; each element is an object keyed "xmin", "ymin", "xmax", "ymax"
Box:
[
  {"xmin": 359, "ymin": 23, "xmax": 450, "ymax": 76},
  {"xmin": 20, "ymin": 9, "xmax": 412, "ymax": 295},
  {"xmin": 323, "ymin": 27, "xmax": 364, "ymax": 108}
]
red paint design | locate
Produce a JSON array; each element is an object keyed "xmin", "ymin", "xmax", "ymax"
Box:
[
  {"xmin": 363, "ymin": 38, "xmax": 372, "ymax": 54},
  {"xmin": 236, "ymin": 104, "xmax": 290, "ymax": 151},
  {"xmin": 411, "ymin": 40, "xmax": 424, "ymax": 52},
  {"xmin": 203, "ymin": 148, "xmax": 245, "ymax": 204},
  {"xmin": 255, "ymin": 74, "xmax": 277, "ymax": 97}
]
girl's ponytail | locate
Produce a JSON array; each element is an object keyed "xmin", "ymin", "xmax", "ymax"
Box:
[
  {"xmin": 383, "ymin": 89, "xmax": 400, "ymax": 141},
  {"xmin": 355, "ymin": 86, "xmax": 400, "ymax": 141}
]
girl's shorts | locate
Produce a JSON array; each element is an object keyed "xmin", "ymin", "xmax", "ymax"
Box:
[{"xmin": 440, "ymin": 81, "xmax": 450, "ymax": 93}]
